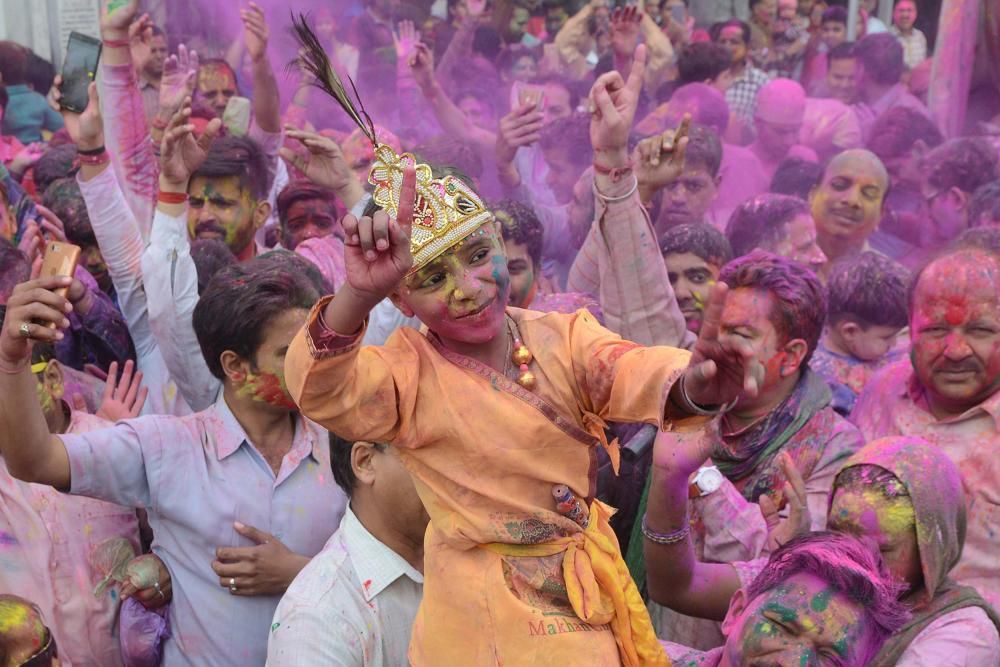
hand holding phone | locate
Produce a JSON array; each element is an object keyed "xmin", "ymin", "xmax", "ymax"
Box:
[
  {"xmin": 39, "ymin": 243, "xmax": 81, "ymax": 327},
  {"xmin": 59, "ymin": 32, "xmax": 102, "ymax": 113}
]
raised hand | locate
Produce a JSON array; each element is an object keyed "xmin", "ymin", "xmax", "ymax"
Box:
[
  {"xmin": 394, "ymin": 20, "xmax": 420, "ymax": 63},
  {"xmin": 100, "ymin": 0, "xmax": 138, "ymax": 38},
  {"xmin": 97, "ymin": 360, "xmax": 148, "ymax": 421},
  {"xmin": 635, "ymin": 114, "xmax": 691, "ymax": 203},
  {"xmin": 409, "ymin": 42, "xmax": 435, "ymax": 92},
  {"xmin": 158, "ymin": 45, "xmax": 199, "ymax": 120},
  {"xmin": 589, "ymin": 43, "xmax": 647, "ymax": 158},
  {"xmin": 496, "ymin": 103, "xmax": 544, "ymax": 165},
  {"xmin": 49, "ymin": 80, "xmax": 104, "ymax": 151},
  {"xmin": 128, "ymin": 13, "xmax": 155, "ymax": 72},
  {"xmin": 0, "ymin": 277, "xmax": 73, "ymax": 365},
  {"xmin": 241, "ymin": 2, "xmax": 269, "ymax": 63},
  {"xmin": 279, "ymin": 128, "xmax": 359, "ymax": 194},
  {"xmin": 610, "ymin": 5, "xmax": 642, "ymax": 58},
  {"xmin": 683, "ymin": 282, "xmax": 766, "ymax": 408},
  {"xmin": 159, "ymin": 99, "xmax": 222, "ymax": 188},
  {"xmin": 759, "ymin": 452, "xmax": 810, "ymax": 551},
  {"xmin": 342, "ymin": 164, "xmax": 416, "ymax": 300},
  {"xmin": 212, "ymin": 523, "xmax": 309, "ymax": 596}
]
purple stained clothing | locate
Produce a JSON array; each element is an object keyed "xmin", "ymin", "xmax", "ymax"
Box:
[
  {"xmin": 710, "ymin": 144, "xmax": 770, "ymax": 231},
  {"xmin": 55, "ymin": 266, "xmax": 137, "ymax": 372},
  {"xmin": 61, "ymin": 394, "xmax": 348, "ymax": 667}
]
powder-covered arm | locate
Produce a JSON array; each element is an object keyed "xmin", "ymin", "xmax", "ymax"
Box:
[{"xmin": 140, "ymin": 197, "xmax": 222, "ymax": 412}]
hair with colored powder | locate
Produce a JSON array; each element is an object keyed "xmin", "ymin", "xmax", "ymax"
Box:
[
  {"xmin": 0, "ymin": 42, "xmax": 28, "ymax": 85},
  {"xmin": 660, "ymin": 223, "xmax": 733, "ymax": 266},
  {"xmin": 539, "ymin": 112, "xmax": 593, "ymax": 165},
  {"xmin": 414, "ymin": 136, "xmax": 485, "ymax": 181},
  {"xmin": 826, "ymin": 251, "xmax": 910, "ymax": 329},
  {"xmin": 821, "ymin": 6, "xmax": 848, "ymax": 25},
  {"xmin": 193, "ymin": 254, "xmax": 322, "ymax": 380},
  {"xmin": 866, "ymin": 106, "xmax": 944, "ymax": 161},
  {"xmin": 720, "ymin": 250, "xmax": 827, "ymax": 360},
  {"xmin": 493, "ymin": 199, "xmax": 544, "ymax": 268},
  {"xmin": 725, "ymin": 194, "xmax": 808, "ymax": 257},
  {"xmin": 769, "ymin": 157, "xmax": 823, "ymax": 200},
  {"xmin": 709, "ymin": 19, "xmax": 751, "ymax": 45},
  {"xmin": 0, "ymin": 594, "xmax": 48, "ymax": 664},
  {"xmin": 677, "ymin": 42, "xmax": 732, "ymax": 86},
  {"xmin": 835, "ymin": 464, "xmax": 910, "ymax": 500},
  {"xmin": 275, "ymin": 181, "xmax": 337, "ymax": 229},
  {"xmin": 681, "ymin": 124, "xmax": 723, "ymax": 179},
  {"xmin": 189, "ymin": 238, "xmax": 237, "ymax": 295},
  {"xmin": 256, "ymin": 248, "xmax": 333, "ymax": 295},
  {"xmin": 328, "ymin": 432, "xmax": 388, "ymax": 497},
  {"xmin": 906, "ymin": 232, "xmax": 1000, "ymax": 313},
  {"xmin": 33, "ymin": 145, "xmax": 79, "ymax": 195},
  {"xmin": 667, "ymin": 84, "xmax": 730, "ymax": 136},
  {"xmin": 854, "ymin": 33, "xmax": 905, "ymax": 86},
  {"xmin": 496, "ymin": 44, "xmax": 540, "ymax": 77},
  {"xmin": 198, "ymin": 58, "xmax": 239, "ymax": 91},
  {"xmin": 968, "ymin": 180, "xmax": 1000, "ymax": 228},
  {"xmin": 0, "ymin": 238, "xmax": 29, "ymax": 305},
  {"xmin": 922, "ymin": 138, "xmax": 1000, "ymax": 196},
  {"xmin": 745, "ymin": 531, "xmax": 909, "ymax": 665},
  {"xmin": 192, "ymin": 135, "xmax": 269, "ymax": 201},
  {"xmin": 827, "ymin": 41, "xmax": 856, "ymax": 64},
  {"xmin": 42, "ymin": 178, "xmax": 94, "ymax": 247}
]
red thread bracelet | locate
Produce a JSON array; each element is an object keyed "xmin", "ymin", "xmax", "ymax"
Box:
[
  {"xmin": 76, "ymin": 151, "xmax": 110, "ymax": 166},
  {"xmin": 593, "ymin": 159, "xmax": 634, "ymax": 183},
  {"xmin": 157, "ymin": 190, "xmax": 188, "ymax": 204},
  {"xmin": 103, "ymin": 37, "xmax": 130, "ymax": 48}
]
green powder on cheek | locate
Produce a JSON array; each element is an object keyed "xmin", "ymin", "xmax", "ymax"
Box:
[{"xmin": 811, "ymin": 589, "xmax": 832, "ymax": 612}]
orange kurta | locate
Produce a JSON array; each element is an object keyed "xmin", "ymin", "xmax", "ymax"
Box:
[{"xmin": 285, "ymin": 302, "xmax": 696, "ymax": 666}]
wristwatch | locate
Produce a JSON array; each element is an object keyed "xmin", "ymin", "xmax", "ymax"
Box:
[{"xmin": 689, "ymin": 466, "xmax": 724, "ymax": 498}]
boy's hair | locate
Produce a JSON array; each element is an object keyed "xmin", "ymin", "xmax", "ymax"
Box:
[
  {"xmin": 189, "ymin": 238, "xmax": 237, "ymax": 295},
  {"xmin": 676, "ymin": 42, "xmax": 732, "ymax": 86},
  {"xmin": 539, "ymin": 112, "xmax": 593, "ymax": 165},
  {"xmin": 769, "ymin": 158, "xmax": 823, "ymax": 200},
  {"xmin": 821, "ymin": 6, "xmax": 848, "ymax": 25},
  {"xmin": 826, "ymin": 251, "xmax": 910, "ymax": 329},
  {"xmin": 827, "ymin": 41, "xmax": 857, "ymax": 64},
  {"xmin": 854, "ymin": 33, "xmax": 905, "ymax": 86},
  {"xmin": 683, "ymin": 124, "xmax": 723, "ymax": 179},
  {"xmin": 709, "ymin": 19, "xmax": 751, "ymax": 45},
  {"xmin": 0, "ymin": 42, "xmax": 27, "ymax": 85},
  {"xmin": 329, "ymin": 432, "xmax": 387, "ymax": 497},
  {"xmin": 414, "ymin": 135, "xmax": 485, "ymax": 181},
  {"xmin": 969, "ymin": 180, "xmax": 1000, "ymax": 228},
  {"xmin": 193, "ymin": 254, "xmax": 322, "ymax": 380},
  {"xmin": 922, "ymin": 138, "xmax": 1000, "ymax": 196},
  {"xmin": 866, "ymin": 105, "xmax": 943, "ymax": 160},
  {"xmin": 33, "ymin": 145, "xmax": 79, "ymax": 195},
  {"xmin": 493, "ymin": 199, "xmax": 544, "ymax": 267},
  {"xmin": 720, "ymin": 250, "xmax": 826, "ymax": 361},
  {"xmin": 275, "ymin": 181, "xmax": 337, "ymax": 227},
  {"xmin": 725, "ymin": 193, "xmax": 809, "ymax": 258},
  {"xmin": 42, "ymin": 178, "xmax": 94, "ymax": 246},
  {"xmin": 192, "ymin": 135, "xmax": 269, "ymax": 201},
  {"xmin": 746, "ymin": 531, "xmax": 909, "ymax": 666},
  {"xmin": 660, "ymin": 223, "xmax": 733, "ymax": 267}
]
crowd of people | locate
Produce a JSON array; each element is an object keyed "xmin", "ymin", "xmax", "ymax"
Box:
[{"xmin": 0, "ymin": 0, "xmax": 998, "ymax": 665}]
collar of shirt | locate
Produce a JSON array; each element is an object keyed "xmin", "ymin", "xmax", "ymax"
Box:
[
  {"xmin": 212, "ymin": 394, "xmax": 323, "ymax": 466},
  {"xmin": 904, "ymin": 368, "xmax": 1000, "ymax": 430},
  {"xmin": 340, "ymin": 506, "xmax": 423, "ymax": 602},
  {"xmin": 5, "ymin": 85, "xmax": 30, "ymax": 96}
]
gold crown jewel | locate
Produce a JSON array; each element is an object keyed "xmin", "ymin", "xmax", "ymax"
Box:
[{"xmin": 369, "ymin": 145, "xmax": 493, "ymax": 273}]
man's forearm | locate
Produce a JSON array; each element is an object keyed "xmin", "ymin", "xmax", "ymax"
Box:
[
  {"xmin": 251, "ymin": 56, "xmax": 281, "ymax": 133},
  {"xmin": 0, "ymin": 365, "xmax": 68, "ymax": 488}
]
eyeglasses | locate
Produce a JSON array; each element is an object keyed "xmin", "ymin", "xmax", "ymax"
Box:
[{"xmin": 18, "ymin": 629, "xmax": 58, "ymax": 667}]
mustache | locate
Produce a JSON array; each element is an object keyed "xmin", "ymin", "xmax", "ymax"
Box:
[
  {"xmin": 195, "ymin": 222, "xmax": 227, "ymax": 237},
  {"xmin": 934, "ymin": 360, "xmax": 982, "ymax": 373}
]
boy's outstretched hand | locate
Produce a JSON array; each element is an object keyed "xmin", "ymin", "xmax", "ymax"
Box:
[
  {"xmin": 682, "ymin": 282, "xmax": 766, "ymax": 410},
  {"xmin": 342, "ymin": 164, "xmax": 416, "ymax": 302}
]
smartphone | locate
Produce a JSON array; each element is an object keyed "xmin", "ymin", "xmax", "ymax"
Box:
[
  {"xmin": 222, "ymin": 96, "xmax": 252, "ymax": 137},
  {"xmin": 39, "ymin": 242, "xmax": 81, "ymax": 323},
  {"xmin": 516, "ymin": 83, "xmax": 545, "ymax": 111},
  {"xmin": 59, "ymin": 32, "xmax": 102, "ymax": 113}
]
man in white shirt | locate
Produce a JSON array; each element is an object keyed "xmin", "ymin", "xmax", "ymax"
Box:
[{"xmin": 267, "ymin": 434, "xmax": 428, "ymax": 666}]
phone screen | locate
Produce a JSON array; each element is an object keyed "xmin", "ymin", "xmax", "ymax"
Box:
[{"xmin": 59, "ymin": 32, "xmax": 102, "ymax": 113}]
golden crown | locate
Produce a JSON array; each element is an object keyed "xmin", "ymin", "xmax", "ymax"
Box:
[{"xmin": 368, "ymin": 144, "xmax": 493, "ymax": 273}]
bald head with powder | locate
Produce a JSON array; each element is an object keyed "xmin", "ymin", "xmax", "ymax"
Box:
[{"xmin": 753, "ymin": 79, "xmax": 806, "ymax": 163}]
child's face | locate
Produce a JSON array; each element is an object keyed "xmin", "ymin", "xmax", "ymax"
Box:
[
  {"xmin": 395, "ymin": 224, "xmax": 511, "ymax": 345},
  {"xmin": 821, "ymin": 20, "xmax": 846, "ymax": 48},
  {"xmin": 845, "ymin": 323, "xmax": 901, "ymax": 362}
]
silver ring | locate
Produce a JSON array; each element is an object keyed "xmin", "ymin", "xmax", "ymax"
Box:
[
  {"xmin": 154, "ymin": 581, "xmax": 165, "ymax": 599},
  {"xmin": 18, "ymin": 322, "xmax": 30, "ymax": 337},
  {"xmin": 229, "ymin": 577, "xmax": 237, "ymax": 593}
]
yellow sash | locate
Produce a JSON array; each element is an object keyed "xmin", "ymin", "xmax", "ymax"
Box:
[{"xmin": 483, "ymin": 501, "xmax": 669, "ymax": 667}]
